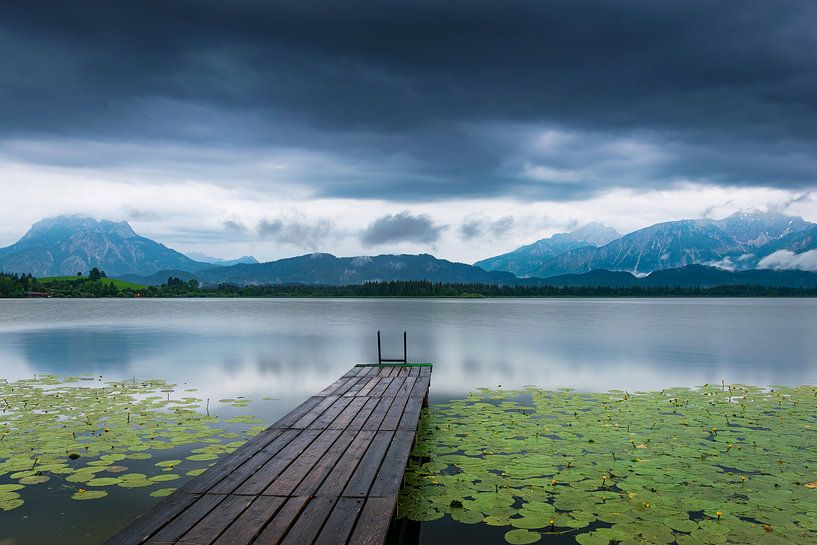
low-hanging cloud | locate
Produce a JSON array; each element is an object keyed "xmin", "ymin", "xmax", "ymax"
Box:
[
  {"xmin": 257, "ymin": 218, "xmax": 334, "ymax": 251},
  {"xmin": 459, "ymin": 216, "xmax": 515, "ymax": 241},
  {"xmin": 757, "ymin": 250, "xmax": 817, "ymax": 272},
  {"xmin": 360, "ymin": 212, "xmax": 446, "ymax": 247},
  {"xmin": 223, "ymin": 219, "xmax": 248, "ymax": 233}
]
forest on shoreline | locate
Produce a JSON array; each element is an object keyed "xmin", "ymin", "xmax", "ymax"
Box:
[{"xmin": 2, "ymin": 272, "xmax": 817, "ymax": 298}]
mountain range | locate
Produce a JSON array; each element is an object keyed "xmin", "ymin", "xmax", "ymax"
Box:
[
  {"xmin": 0, "ymin": 216, "xmax": 211, "ymax": 277},
  {"xmin": 474, "ymin": 222, "xmax": 620, "ymax": 276},
  {"xmin": 1, "ymin": 213, "xmax": 816, "ymax": 288},
  {"xmin": 477, "ymin": 211, "xmax": 816, "ymax": 277}
]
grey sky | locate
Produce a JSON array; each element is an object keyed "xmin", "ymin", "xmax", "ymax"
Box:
[{"xmin": 1, "ymin": 0, "xmax": 815, "ymax": 261}]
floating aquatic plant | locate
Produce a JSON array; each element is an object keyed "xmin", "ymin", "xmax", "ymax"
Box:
[
  {"xmin": 398, "ymin": 385, "xmax": 817, "ymax": 544},
  {"xmin": 0, "ymin": 375, "xmax": 269, "ymax": 511}
]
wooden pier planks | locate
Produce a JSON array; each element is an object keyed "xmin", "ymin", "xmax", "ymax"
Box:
[{"xmin": 103, "ymin": 364, "xmax": 432, "ymax": 545}]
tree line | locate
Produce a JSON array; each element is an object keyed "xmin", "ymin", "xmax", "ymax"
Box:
[{"xmin": 2, "ymin": 273, "xmax": 816, "ymax": 298}]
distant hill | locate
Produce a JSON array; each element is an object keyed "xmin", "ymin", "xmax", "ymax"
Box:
[
  {"xmin": 185, "ymin": 253, "xmax": 259, "ymax": 266},
  {"xmin": 541, "ymin": 265, "xmax": 817, "ymax": 288},
  {"xmin": 475, "ymin": 222, "xmax": 620, "ymax": 276},
  {"xmin": 120, "ymin": 257, "xmax": 817, "ymax": 290},
  {"xmin": 479, "ymin": 211, "xmax": 815, "ymax": 277},
  {"xmin": 0, "ymin": 216, "xmax": 210, "ymax": 277},
  {"xmin": 122, "ymin": 253, "xmax": 521, "ymax": 286}
]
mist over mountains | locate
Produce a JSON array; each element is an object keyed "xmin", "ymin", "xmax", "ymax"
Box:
[
  {"xmin": 1, "ymin": 213, "xmax": 816, "ymax": 288},
  {"xmin": 477, "ymin": 211, "xmax": 816, "ymax": 277}
]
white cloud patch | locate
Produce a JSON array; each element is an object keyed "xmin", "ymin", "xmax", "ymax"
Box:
[{"xmin": 758, "ymin": 250, "xmax": 817, "ymax": 272}]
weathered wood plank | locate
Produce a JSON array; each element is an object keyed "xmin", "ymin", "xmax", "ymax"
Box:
[
  {"xmin": 291, "ymin": 429, "xmax": 358, "ymax": 497},
  {"xmin": 379, "ymin": 396, "xmax": 409, "ymax": 430},
  {"xmin": 381, "ymin": 376, "xmax": 405, "ymax": 398},
  {"xmin": 398, "ymin": 396, "xmax": 425, "ymax": 431},
  {"xmin": 315, "ymin": 430, "xmax": 376, "ymax": 497},
  {"xmin": 328, "ymin": 396, "xmax": 369, "ymax": 430},
  {"xmin": 313, "ymin": 497, "xmax": 364, "ymax": 545},
  {"xmin": 177, "ymin": 494, "xmax": 254, "ymax": 545},
  {"xmin": 308, "ymin": 396, "xmax": 354, "ymax": 429},
  {"xmin": 101, "ymin": 492, "xmax": 202, "ymax": 545},
  {"xmin": 342, "ymin": 430, "xmax": 394, "ymax": 498},
  {"xmin": 147, "ymin": 494, "xmax": 225, "ymax": 544},
  {"xmin": 262, "ymin": 429, "xmax": 342, "ymax": 496},
  {"xmin": 210, "ymin": 496, "xmax": 287, "ymax": 545},
  {"xmin": 270, "ymin": 396, "xmax": 323, "ymax": 429},
  {"xmin": 411, "ymin": 375, "xmax": 431, "ymax": 398},
  {"xmin": 204, "ymin": 429, "xmax": 301, "ymax": 495},
  {"xmin": 396, "ymin": 376, "xmax": 416, "ymax": 397},
  {"xmin": 369, "ymin": 431, "xmax": 415, "ymax": 497},
  {"xmin": 361, "ymin": 396, "xmax": 396, "ymax": 431},
  {"xmin": 181, "ymin": 429, "xmax": 287, "ymax": 494},
  {"xmin": 278, "ymin": 496, "xmax": 337, "ymax": 545},
  {"xmin": 346, "ymin": 497, "xmax": 396, "ymax": 545},
  {"xmin": 291, "ymin": 396, "xmax": 341, "ymax": 429},
  {"xmin": 342, "ymin": 375, "xmax": 369, "ymax": 397},
  {"xmin": 355, "ymin": 376, "xmax": 381, "ymax": 397},
  {"xmin": 318, "ymin": 374, "xmax": 355, "ymax": 396},
  {"xmin": 235, "ymin": 429, "xmax": 322, "ymax": 495},
  {"xmin": 346, "ymin": 397, "xmax": 380, "ymax": 431},
  {"xmin": 367, "ymin": 377, "xmax": 392, "ymax": 398},
  {"xmin": 250, "ymin": 496, "xmax": 310, "ymax": 545}
]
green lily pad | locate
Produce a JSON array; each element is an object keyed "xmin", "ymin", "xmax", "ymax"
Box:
[
  {"xmin": 504, "ymin": 529, "xmax": 541, "ymax": 544},
  {"xmin": 18, "ymin": 475, "xmax": 50, "ymax": 485},
  {"xmin": 71, "ymin": 490, "xmax": 108, "ymax": 500},
  {"xmin": 149, "ymin": 487, "xmax": 177, "ymax": 498}
]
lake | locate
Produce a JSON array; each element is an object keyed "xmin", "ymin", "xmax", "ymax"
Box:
[{"xmin": 1, "ymin": 298, "xmax": 816, "ymax": 544}]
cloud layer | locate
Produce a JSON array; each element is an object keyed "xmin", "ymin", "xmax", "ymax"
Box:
[
  {"xmin": 361, "ymin": 212, "xmax": 446, "ymax": 247},
  {"xmin": 1, "ymin": 1, "xmax": 816, "ymax": 261},
  {"xmin": 2, "ymin": 0, "xmax": 817, "ymax": 202}
]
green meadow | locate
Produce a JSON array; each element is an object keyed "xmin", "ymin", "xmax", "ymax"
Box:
[{"xmin": 37, "ymin": 276, "xmax": 147, "ymax": 290}]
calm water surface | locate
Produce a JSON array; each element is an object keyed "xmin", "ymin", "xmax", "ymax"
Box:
[{"xmin": 1, "ymin": 298, "xmax": 816, "ymax": 544}]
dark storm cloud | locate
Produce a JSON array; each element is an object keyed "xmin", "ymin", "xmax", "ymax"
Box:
[
  {"xmin": 2, "ymin": 0, "xmax": 817, "ymax": 200},
  {"xmin": 361, "ymin": 212, "xmax": 446, "ymax": 246}
]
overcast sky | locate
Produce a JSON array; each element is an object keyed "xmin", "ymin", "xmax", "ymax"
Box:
[{"xmin": 1, "ymin": 0, "xmax": 816, "ymax": 263}]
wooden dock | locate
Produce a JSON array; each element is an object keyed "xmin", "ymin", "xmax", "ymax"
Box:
[{"xmin": 103, "ymin": 363, "xmax": 432, "ymax": 545}]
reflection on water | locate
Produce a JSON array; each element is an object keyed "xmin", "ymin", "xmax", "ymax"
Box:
[
  {"xmin": 1, "ymin": 298, "xmax": 816, "ymax": 545},
  {"xmin": 2, "ymin": 298, "xmax": 816, "ymax": 398}
]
